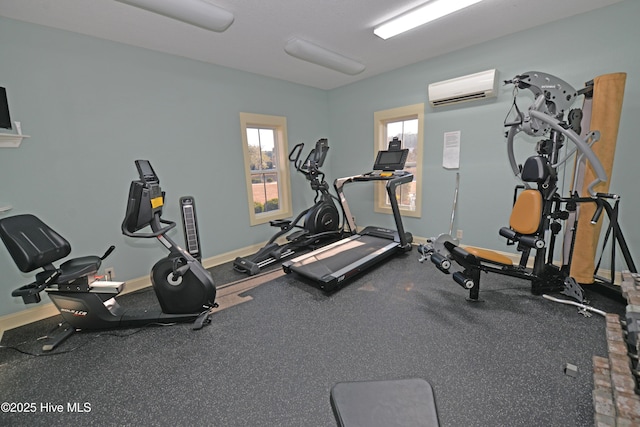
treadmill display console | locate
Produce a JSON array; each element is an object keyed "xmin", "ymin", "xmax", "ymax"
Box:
[{"xmin": 373, "ymin": 149, "xmax": 409, "ymax": 171}]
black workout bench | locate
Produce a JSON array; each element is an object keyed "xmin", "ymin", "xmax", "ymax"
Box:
[{"xmin": 330, "ymin": 378, "xmax": 440, "ymax": 427}]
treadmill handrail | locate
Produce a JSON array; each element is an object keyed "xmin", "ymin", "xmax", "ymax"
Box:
[{"xmin": 333, "ymin": 172, "xmax": 413, "ymax": 249}]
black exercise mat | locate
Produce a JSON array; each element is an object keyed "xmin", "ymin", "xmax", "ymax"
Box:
[{"xmin": 0, "ymin": 252, "xmax": 624, "ymax": 426}]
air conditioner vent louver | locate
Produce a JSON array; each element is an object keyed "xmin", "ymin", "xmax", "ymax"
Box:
[
  {"xmin": 428, "ymin": 69, "xmax": 499, "ymax": 107},
  {"xmin": 430, "ymin": 91, "xmax": 487, "ymax": 106}
]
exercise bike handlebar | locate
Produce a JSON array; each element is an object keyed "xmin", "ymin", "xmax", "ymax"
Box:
[{"xmin": 121, "ymin": 212, "xmax": 176, "ymax": 238}]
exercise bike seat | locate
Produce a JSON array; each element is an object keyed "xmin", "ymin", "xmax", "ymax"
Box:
[
  {"xmin": 1, "ymin": 214, "xmax": 103, "ymax": 284},
  {"xmin": 56, "ymin": 256, "xmax": 103, "ymax": 283}
]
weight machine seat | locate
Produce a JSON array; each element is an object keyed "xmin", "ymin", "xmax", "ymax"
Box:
[
  {"xmin": 464, "ymin": 247, "xmax": 513, "ymax": 266},
  {"xmin": 509, "ymin": 189, "xmax": 543, "ymax": 234},
  {"xmin": 459, "ymin": 189, "xmax": 544, "ymax": 267},
  {"xmin": 330, "ymin": 378, "xmax": 440, "ymax": 427},
  {"xmin": 0, "ymin": 214, "xmax": 102, "ymax": 284}
]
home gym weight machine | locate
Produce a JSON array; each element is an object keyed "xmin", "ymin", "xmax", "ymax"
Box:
[
  {"xmin": 233, "ymin": 138, "xmax": 342, "ymax": 275},
  {"xmin": 429, "ymin": 71, "xmax": 636, "ymax": 302},
  {"xmin": 0, "ymin": 160, "xmax": 216, "ymax": 351}
]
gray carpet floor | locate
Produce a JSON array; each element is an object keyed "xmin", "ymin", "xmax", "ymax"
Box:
[{"xmin": 0, "ymin": 250, "xmax": 625, "ymax": 426}]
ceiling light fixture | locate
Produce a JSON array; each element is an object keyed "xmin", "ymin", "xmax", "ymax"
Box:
[
  {"xmin": 115, "ymin": 0, "xmax": 234, "ymax": 33},
  {"xmin": 284, "ymin": 38, "xmax": 366, "ymax": 76},
  {"xmin": 374, "ymin": 0, "xmax": 485, "ymax": 40}
]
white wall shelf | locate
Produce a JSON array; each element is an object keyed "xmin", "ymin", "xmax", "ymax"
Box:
[{"xmin": 0, "ymin": 133, "xmax": 29, "ymax": 148}]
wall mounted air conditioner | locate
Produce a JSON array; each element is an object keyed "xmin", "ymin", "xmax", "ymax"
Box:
[{"xmin": 428, "ymin": 69, "xmax": 499, "ymax": 107}]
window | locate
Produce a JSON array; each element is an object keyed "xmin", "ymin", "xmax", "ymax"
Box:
[
  {"xmin": 374, "ymin": 104, "xmax": 424, "ymax": 218},
  {"xmin": 240, "ymin": 113, "xmax": 292, "ymax": 225}
]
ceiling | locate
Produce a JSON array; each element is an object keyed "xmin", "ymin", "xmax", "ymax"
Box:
[{"xmin": 0, "ymin": 0, "xmax": 625, "ymax": 90}]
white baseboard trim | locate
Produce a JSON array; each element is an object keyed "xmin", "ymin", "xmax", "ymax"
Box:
[{"xmin": 0, "ymin": 240, "xmax": 271, "ymax": 341}]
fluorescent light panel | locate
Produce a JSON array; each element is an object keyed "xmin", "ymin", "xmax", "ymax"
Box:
[
  {"xmin": 284, "ymin": 38, "xmax": 365, "ymax": 76},
  {"xmin": 115, "ymin": 0, "xmax": 234, "ymax": 32},
  {"xmin": 374, "ymin": 0, "xmax": 484, "ymax": 40}
]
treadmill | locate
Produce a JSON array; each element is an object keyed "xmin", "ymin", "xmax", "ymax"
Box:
[{"xmin": 282, "ymin": 140, "xmax": 413, "ymax": 292}]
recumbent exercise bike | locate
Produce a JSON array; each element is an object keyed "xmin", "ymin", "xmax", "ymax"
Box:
[
  {"xmin": 0, "ymin": 160, "xmax": 216, "ymax": 351},
  {"xmin": 233, "ymin": 138, "xmax": 342, "ymax": 275}
]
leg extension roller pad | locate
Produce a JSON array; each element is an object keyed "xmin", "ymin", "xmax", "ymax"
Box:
[{"xmin": 330, "ymin": 378, "xmax": 440, "ymax": 427}]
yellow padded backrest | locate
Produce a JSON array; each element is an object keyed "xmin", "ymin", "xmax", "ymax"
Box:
[{"xmin": 509, "ymin": 189, "xmax": 543, "ymax": 235}]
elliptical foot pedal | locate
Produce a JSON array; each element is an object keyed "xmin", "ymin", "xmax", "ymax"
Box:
[
  {"xmin": 269, "ymin": 219, "xmax": 291, "ymax": 229},
  {"xmin": 233, "ymin": 257, "xmax": 261, "ymax": 275},
  {"xmin": 287, "ymin": 229, "xmax": 309, "ymax": 241}
]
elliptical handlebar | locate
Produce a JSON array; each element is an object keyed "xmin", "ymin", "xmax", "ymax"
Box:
[
  {"xmin": 289, "ymin": 139, "xmax": 329, "ymax": 176},
  {"xmin": 289, "ymin": 143, "xmax": 305, "ymax": 167},
  {"xmin": 289, "ymin": 143, "xmax": 305, "ymax": 170}
]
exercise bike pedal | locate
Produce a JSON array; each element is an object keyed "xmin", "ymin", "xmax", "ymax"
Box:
[{"xmin": 192, "ymin": 308, "xmax": 214, "ymax": 331}]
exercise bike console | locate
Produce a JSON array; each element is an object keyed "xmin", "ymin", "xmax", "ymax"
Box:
[{"xmin": 122, "ymin": 160, "xmax": 176, "ymax": 238}]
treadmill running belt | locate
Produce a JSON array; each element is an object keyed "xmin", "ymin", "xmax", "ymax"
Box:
[{"xmin": 287, "ymin": 234, "xmax": 397, "ymax": 282}]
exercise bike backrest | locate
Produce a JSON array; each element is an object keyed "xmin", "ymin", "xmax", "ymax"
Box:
[{"xmin": 122, "ymin": 159, "xmax": 176, "ymax": 239}]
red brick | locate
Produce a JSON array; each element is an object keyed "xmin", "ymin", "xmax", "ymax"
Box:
[
  {"xmin": 608, "ymin": 339, "xmax": 629, "ymax": 356},
  {"xmin": 628, "ymin": 293, "xmax": 640, "ymax": 307},
  {"xmin": 594, "ymin": 372, "xmax": 613, "ymax": 389},
  {"xmin": 616, "ymin": 393, "xmax": 640, "ymax": 421},
  {"xmin": 615, "ymin": 416, "xmax": 640, "ymax": 427},
  {"xmin": 594, "ymin": 388, "xmax": 616, "ymax": 417},
  {"xmin": 594, "ymin": 356, "xmax": 611, "ymax": 370},
  {"xmin": 611, "ymin": 372, "xmax": 638, "ymax": 397},
  {"xmin": 594, "ymin": 412, "xmax": 616, "ymax": 427},
  {"xmin": 610, "ymin": 353, "xmax": 633, "ymax": 374},
  {"xmin": 607, "ymin": 313, "xmax": 622, "ymax": 324},
  {"xmin": 607, "ymin": 328, "xmax": 626, "ymax": 342}
]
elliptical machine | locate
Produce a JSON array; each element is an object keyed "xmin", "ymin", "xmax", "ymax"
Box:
[
  {"xmin": 0, "ymin": 160, "xmax": 216, "ymax": 351},
  {"xmin": 233, "ymin": 138, "xmax": 342, "ymax": 275}
]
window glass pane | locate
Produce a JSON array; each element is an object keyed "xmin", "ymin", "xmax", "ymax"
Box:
[
  {"xmin": 248, "ymin": 128, "xmax": 280, "ymax": 215},
  {"xmin": 240, "ymin": 112, "xmax": 291, "ymax": 225},
  {"xmin": 247, "ymin": 128, "xmax": 262, "ymax": 171},
  {"xmin": 386, "ymin": 121, "xmax": 403, "ymax": 138},
  {"xmin": 262, "ymin": 172, "xmax": 279, "ymax": 212},
  {"xmin": 259, "ymin": 128, "xmax": 276, "ymax": 170},
  {"xmin": 384, "ymin": 118, "xmax": 418, "ymax": 212}
]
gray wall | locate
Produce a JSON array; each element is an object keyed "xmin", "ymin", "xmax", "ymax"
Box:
[
  {"xmin": 0, "ymin": 17, "xmax": 329, "ymax": 317},
  {"xmin": 1, "ymin": 0, "xmax": 639, "ymax": 318},
  {"xmin": 327, "ymin": 0, "xmax": 640, "ymax": 260}
]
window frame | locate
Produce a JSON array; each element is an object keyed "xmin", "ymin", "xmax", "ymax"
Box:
[
  {"xmin": 373, "ymin": 103, "xmax": 424, "ymax": 218},
  {"xmin": 240, "ymin": 112, "xmax": 292, "ymax": 226}
]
